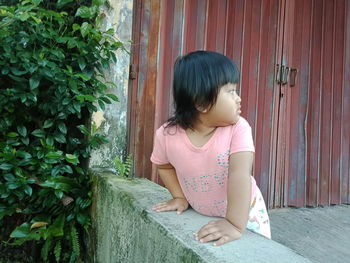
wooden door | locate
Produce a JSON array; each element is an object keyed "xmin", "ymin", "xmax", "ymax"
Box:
[{"xmin": 274, "ymin": 0, "xmax": 350, "ymax": 207}]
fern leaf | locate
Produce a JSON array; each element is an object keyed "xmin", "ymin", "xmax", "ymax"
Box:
[
  {"xmin": 125, "ymin": 154, "xmax": 133, "ymax": 177},
  {"xmin": 41, "ymin": 237, "xmax": 52, "ymax": 262},
  {"xmin": 54, "ymin": 240, "xmax": 62, "ymax": 263},
  {"xmin": 71, "ymin": 224, "xmax": 80, "ymax": 257}
]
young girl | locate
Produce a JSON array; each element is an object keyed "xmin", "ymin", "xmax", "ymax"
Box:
[{"xmin": 150, "ymin": 51, "xmax": 271, "ymax": 246}]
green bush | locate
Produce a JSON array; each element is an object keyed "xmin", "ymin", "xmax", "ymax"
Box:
[{"xmin": 0, "ymin": 0, "xmax": 123, "ymax": 261}]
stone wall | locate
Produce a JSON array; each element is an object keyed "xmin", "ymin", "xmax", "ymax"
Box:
[
  {"xmin": 90, "ymin": 171, "xmax": 311, "ymax": 263},
  {"xmin": 89, "ymin": 0, "xmax": 133, "ymax": 170}
]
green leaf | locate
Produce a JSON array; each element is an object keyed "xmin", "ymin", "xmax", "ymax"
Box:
[
  {"xmin": 101, "ymin": 97, "xmax": 111, "ymax": 104},
  {"xmin": 57, "ymin": 0, "xmax": 73, "ymax": 8},
  {"xmin": 51, "ymin": 165, "xmax": 73, "ymax": 176},
  {"xmin": 46, "ymin": 136, "xmax": 54, "ymax": 146},
  {"xmin": 62, "ymin": 97, "xmax": 70, "ymax": 105},
  {"xmin": 18, "ymin": 13, "xmax": 30, "ymax": 22},
  {"xmin": 41, "ymin": 237, "xmax": 52, "ymax": 262},
  {"xmin": 40, "ymin": 176, "xmax": 79, "ymax": 191},
  {"xmin": 32, "ymin": 129, "xmax": 45, "ymax": 138},
  {"xmin": 54, "ymin": 133, "xmax": 66, "ymax": 143},
  {"xmin": 50, "ymin": 49, "xmax": 65, "ymax": 59},
  {"xmin": 58, "ymin": 122, "xmax": 67, "ymax": 134},
  {"xmin": 55, "ymin": 190, "xmax": 64, "ymax": 199},
  {"xmin": 62, "ymin": 165, "xmax": 73, "ymax": 174},
  {"xmin": 77, "ymin": 125, "xmax": 90, "ymax": 135},
  {"xmin": 30, "ymin": 15, "xmax": 42, "ymax": 24},
  {"xmin": 72, "ymin": 101, "xmax": 81, "ymax": 112},
  {"xmin": 65, "ymin": 154, "xmax": 79, "ymax": 165},
  {"xmin": 75, "ymin": 6, "xmax": 96, "ymax": 19},
  {"xmin": 6, "ymin": 182, "xmax": 21, "ymax": 190},
  {"xmin": 70, "ymin": 224, "xmax": 80, "ymax": 256},
  {"xmin": 37, "ymin": 150, "xmax": 45, "ymax": 159},
  {"xmin": 1, "ymin": 68, "xmax": 9, "ymax": 75},
  {"xmin": 32, "ymin": 0, "xmax": 43, "ymax": 5},
  {"xmin": 4, "ymin": 173, "xmax": 15, "ymax": 181},
  {"xmin": 106, "ymin": 93, "xmax": 119, "ymax": 102},
  {"xmin": 17, "ymin": 125, "xmax": 27, "ymax": 137},
  {"xmin": 98, "ymin": 99, "xmax": 105, "ymax": 110},
  {"xmin": 54, "ymin": 240, "xmax": 62, "ymax": 262},
  {"xmin": 77, "ymin": 57, "xmax": 86, "ymax": 70},
  {"xmin": 106, "ymin": 28, "xmax": 114, "ymax": 34},
  {"xmin": 77, "ymin": 94, "xmax": 96, "ymax": 102},
  {"xmin": 93, "ymin": 0, "xmax": 106, "ymax": 6},
  {"xmin": 72, "ymin": 23, "xmax": 80, "ymax": 32},
  {"xmin": 51, "ymin": 166, "xmax": 61, "ymax": 177},
  {"xmin": 75, "ymin": 73, "xmax": 90, "ymax": 81},
  {"xmin": 7, "ymin": 132, "xmax": 18, "ymax": 137},
  {"xmin": 43, "ymin": 119, "xmax": 54, "ymax": 129},
  {"xmin": 0, "ymin": 163, "xmax": 13, "ymax": 170},
  {"xmin": 10, "ymin": 223, "xmax": 32, "ymax": 238},
  {"xmin": 76, "ymin": 213, "xmax": 89, "ymax": 225},
  {"xmin": 29, "ymin": 76, "xmax": 40, "ymax": 90},
  {"xmin": 16, "ymin": 151, "xmax": 32, "ymax": 159},
  {"xmin": 24, "ymin": 185, "xmax": 32, "ymax": 196},
  {"xmin": 46, "ymin": 151, "xmax": 63, "ymax": 159},
  {"xmin": 21, "ymin": 137, "xmax": 29, "ymax": 145},
  {"xmin": 11, "ymin": 67, "xmax": 27, "ymax": 76},
  {"xmin": 80, "ymin": 22, "xmax": 90, "ymax": 37},
  {"xmin": 67, "ymin": 38, "xmax": 77, "ymax": 49}
]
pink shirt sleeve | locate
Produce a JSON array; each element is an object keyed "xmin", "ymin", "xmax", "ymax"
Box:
[
  {"xmin": 150, "ymin": 126, "xmax": 169, "ymax": 165},
  {"xmin": 230, "ymin": 117, "xmax": 255, "ymax": 155}
]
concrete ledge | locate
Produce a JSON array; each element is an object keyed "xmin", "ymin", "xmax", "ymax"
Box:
[{"xmin": 91, "ymin": 172, "xmax": 311, "ymax": 263}]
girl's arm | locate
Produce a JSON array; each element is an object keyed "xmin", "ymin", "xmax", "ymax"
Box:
[
  {"xmin": 152, "ymin": 163, "xmax": 189, "ymax": 214},
  {"xmin": 195, "ymin": 151, "xmax": 254, "ymax": 245},
  {"xmin": 225, "ymin": 151, "xmax": 254, "ymax": 231}
]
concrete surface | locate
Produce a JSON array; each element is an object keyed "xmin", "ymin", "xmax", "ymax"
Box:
[
  {"xmin": 91, "ymin": 171, "xmax": 311, "ymax": 263},
  {"xmin": 269, "ymin": 204, "xmax": 350, "ymax": 263}
]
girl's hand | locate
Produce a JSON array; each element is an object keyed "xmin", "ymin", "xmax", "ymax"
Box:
[
  {"xmin": 152, "ymin": 197, "xmax": 189, "ymax": 214},
  {"xmin": 195, "ymin": 219, "xmax": 242, "ymax": 246}
]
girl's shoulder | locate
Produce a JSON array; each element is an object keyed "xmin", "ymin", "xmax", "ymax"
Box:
[
  {"xmin": 155, "ymin": 122, "xmax": 182, "ymax": 137},
  {"xmin": 220, "ymin": 116, "xmax": 252, "ymax": 132}
]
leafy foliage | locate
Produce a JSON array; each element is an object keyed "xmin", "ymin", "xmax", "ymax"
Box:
[
  {"xmin": 113, "ymin": 154, "xmax": 133, "ymax": 178},
  {"xmin": 0, "ymin": 0, "xmax": 123, "ymax": 261}
]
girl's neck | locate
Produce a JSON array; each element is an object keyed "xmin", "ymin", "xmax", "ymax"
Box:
[{"xmin": 187, "ymin": 118, "xmax": 216, "ymax": 136}]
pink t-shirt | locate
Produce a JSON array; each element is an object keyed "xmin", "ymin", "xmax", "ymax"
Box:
[{"xmin": 150, "ymin": 116, "xmax": 257, "ymax": 217}]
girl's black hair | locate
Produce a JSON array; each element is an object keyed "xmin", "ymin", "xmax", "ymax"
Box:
[{"xmin": 166, "ymin": 50, "xmax": 240, "ymax": 130}]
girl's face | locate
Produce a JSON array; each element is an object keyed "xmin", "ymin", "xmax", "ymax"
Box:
[{"xmin": 204, "ymin": 83, "xmax": 241, "ymax": 126}]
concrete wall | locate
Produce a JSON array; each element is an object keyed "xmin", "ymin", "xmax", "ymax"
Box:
[
  {"xmin": 89, "ymin": 0, "xmax": 133, "ymax": 170},
  {"xmin": 90, "ymin": 171, "xmax": 311, "ymax": 263}
]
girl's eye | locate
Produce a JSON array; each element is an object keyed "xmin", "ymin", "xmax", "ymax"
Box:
[{"xmin": 229, "ymin": 89, "xmax": 236, "ymax": 94}]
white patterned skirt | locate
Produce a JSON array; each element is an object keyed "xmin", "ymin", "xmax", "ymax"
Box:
[{"xmin": 246, "ymin": 187, "xmax": 271, "ymax": 239}]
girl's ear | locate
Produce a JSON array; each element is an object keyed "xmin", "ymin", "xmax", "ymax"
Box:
[{"xmin": 196, "ymin": 105, "xmax": 209, "ymax": 113}]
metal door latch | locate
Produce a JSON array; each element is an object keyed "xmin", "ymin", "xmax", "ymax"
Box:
[{"xmin": 276, "ymin": 64, "xmax": 297, "ymax": 86}]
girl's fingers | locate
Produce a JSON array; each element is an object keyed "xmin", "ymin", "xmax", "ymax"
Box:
[
  {"xmin": 176, "ymin": 206, "xmax": 186, "ymax": 214},
  {"xmin": 197, "ymin": 223, "xmax": 218, "ymax": 239},
  {"xmin": 152, "ymin": 202, "xmax": 170, "ymax": 210},
  {"xmin": 155, "ymin": 206, "xmax": 174, "ymax": 212},
  {"xmin": 152, "ymin": 201, "xmax": 167, "ymax": 208},
  {"xmin": 198, "ymin": 232, "xmax": 222, "ymax": 243},
  {"xmin": 213, "ymin": 235, "xmax": 230, "ymax": 246}
]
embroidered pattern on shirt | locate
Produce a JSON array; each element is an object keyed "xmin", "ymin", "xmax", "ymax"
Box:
[
  {"xmin": 213, "ymin": 170, "xmax": 228, "ymax": 188},
  {"xmin": 216, "ymin": 149, "xmax": 230, "ymax": 168}
]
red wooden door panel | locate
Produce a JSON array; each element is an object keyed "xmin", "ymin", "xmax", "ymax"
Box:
[{"xmin": 278, "ymin": 0, "xmax": 350, "ymax": 206}]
